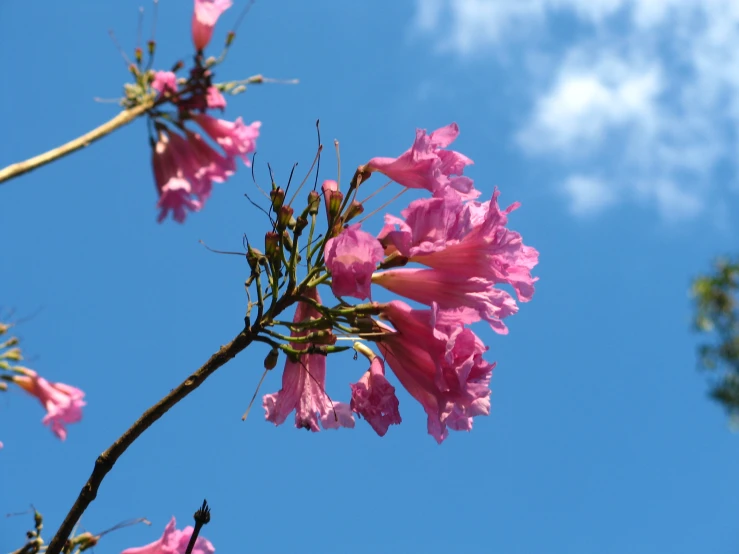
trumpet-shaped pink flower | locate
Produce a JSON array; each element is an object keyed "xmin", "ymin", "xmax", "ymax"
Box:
[
  {"xmin": 205, "ymin": 86, "xmax": 226, "ymax": 109},
  {"xmin": 263, "ymin": 288, "xmax": 355, "ymax": 431},
  {"xmin": 121, "ymin": 517, "xmax": 214, "ymax": 554},
  {"xmin": 192, "ymin": 114, "xmax": 260, "ymax": 165},
  {"xmin": 325, "ymin": 224, "xmax": 384, "ymax": 300},
  {"xmin": 14, "ymin": 369, "xmax": 85, "ymax": 441},
  {"xmin": 170, "ymin": 130, "xmax": 235, "ymax": 202},
  {"xmin": 365, "ymin": 123, "xmax": 478, "ymax": 199},
  {"xmin": 151, "ymin": 71, "xmax": 178, "ymax": 95},
  {"xmin": 379, "ymin": 188, "xmax": 539, "ymax": 302},
  {"xmin": 373, "ymin": 268, "xmax": 518, "ymax": 334},
  {"xmin": 377, "ymin": 301, "xmax": 494, "ymax": 443},
  {"xmin": 151, "ymin": 133, "xmax": 202, "ymax": 223},
  {"xmin": 350, "ymin": 356, "xmax": 401, "ymax": 436},
  {"xmin": 192, "ymin": 0, "xmax": 232, "ymax": 51}
]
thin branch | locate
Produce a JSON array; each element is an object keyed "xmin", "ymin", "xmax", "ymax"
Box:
[
  {"xmin": 44, "ymin": 327, "xmax": 253, "ymax": 554},
  {"xmin": 0, "ymin": 100, "xmax": 154, "ymax": 185}
]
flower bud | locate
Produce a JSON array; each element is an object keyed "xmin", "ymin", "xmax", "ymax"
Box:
[
  {"xmin": 277, "ymin": 205, "xmax": 294, "ymax": 229},
  {"xmin": 147, "ymin": 40, "xmax": 156, "ymax": 56},
  {"xmin": 307, "ymin": 191, "xmax": 321, "ymax": 215},
  {"xmin": 343, "ymin": 200, "xmax": 364, "ymax": 222},
  {"xmin": 328, "ymin": 191, "xmax": 344, "ymax": 219},
  {"xmin": 264, "ymin": 232, "xmax": 280, "ymax": 261},
  {"xmin": 264, "ymin": 347, "xmax": 279, "ymax": 370},
  {"xmin": 134, "ymin": 47, "xmax": 143, "ymax": 64},
  {"xmin": 246, "ymin": 245, "xmax": 263, "ymax": 271},
  {"xmin": 270, "ymin": 187, "xmax": 285, "ymax": 212},
  {"xmin": 295, "ymin": 215, "xmax": 308, "ymax": 233}
]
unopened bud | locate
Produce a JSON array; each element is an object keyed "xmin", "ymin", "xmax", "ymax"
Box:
[
  {"xmin": 377, "ymin": 251, "xmax": 409, "ymax": 270},
  {"xmin": 134, "ymin": 47, "xmax": 143, "ymax": 64},
  {"xmin": 171, "ymin": 60, "xmax": 184, "ymax": 72},
  {"xmin": 226, "ymin": 31, "xmax": 236, "ymax": 47},
  {"xmin": 246, "ymin": 245, "xmax": 263, "ymax": 270},
  {"xmin": 295, "ymin": 215, "xmax": 308, "ymax": 233},
  {"xmin": 343, "ymin": 200, "xmax": 364, "ymax": 222},
  {"xmin": 307, "ymin": 330, "xmax": 337, "ymax": 345},
  {"xmin": 277, "ymin": 205, "xmax": 294, "ymax": 229},
  {"xmin": 264, "ymin": 347, "xmax": 279, "ymax": 370},
  {"xmin": 231, "ymin": 85, "xmax": 246, "ymax": 95},
  {"xmin": 307, "ymin": 191, "xmax": 321, "ymax": 215},
  {"xmin": 328, "ymin": 191, "xmax": 344, "ymax": 219},
  {"xmin": 128, "ymin": 63, "xmax": 139, "ymax": 76},
  {"xmin": 147, "ymin": 40, "xmax": 156, "ymax": 56},
  {"xmin": 1, "ymin": 348, "xmax": 22, "ymax": 361},
  {"xmin": 264, "ymin": 232, "xmax": 280, "ymax": 260},
  {"xmin": 270, "ymin": 187, "xmax": 285, "ymax": 212},
  {"xmin": 76, "ymin": 533, "xmax": 99, "ymax": 552}
]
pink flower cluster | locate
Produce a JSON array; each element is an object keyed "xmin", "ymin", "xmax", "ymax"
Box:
[
  {"xmin": 121, "ymin": 517, "xmax": 214, "ymax": 554},
  {"xmin": 263, "ymin": 123, "xmax": 538, "ymax": 443},
  {"xmin": 148, "ymin": 0, "xmax": 261, "ymax": 223}
]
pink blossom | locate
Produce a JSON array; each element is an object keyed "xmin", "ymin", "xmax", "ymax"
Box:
[
  {"xmin": 377, "ymin": 301, "xmax": 494, "ymax": 443},
  {"xmin": 14, "ymin": 369, "xmax": 85, "ymax": 441},
  {"xmin": 350, "ymin": 356, "xmax": 401, "ymax": 436},
  {"xmin": 373, "ymin": 268, "xmax": 518, "ymax": 334},
  {"xmin": 151, "ymin": 134, "xmax": 202, "ymax": 223},
  {"xmin": 121, "ymin": 517, "xmax": 214, "ymax": 554},
  {"xmin": 325, "ymin": 224, "xmax": 384, "ymax": 300},
  {"xmin": 379, "ymin": 188, "xmax": 539, "ymax": 302},
  {"xmin": 151, "ymin": 71, "xmax": 178, "ymax": 95},
  {"xmin": 192, "ymin": 114, "xmax": 260, "ymax": 166},
  {"xmin": 263, "ymin": 288, "xmax": 355, "ymax": 432},
  {"xmin": 364, "ymin": 123, "xmax": 478, "ymax": 199},
  {"xmin": 169, "ymin": 130, "xmax": 235, "ymax": 202},
  {"xmin": 192, "ymin": 0, "xmax": 232, "ymax": 51},
  {"xmin": 205, "ymin": 86, "xmax": 226, "ymax": 109}
]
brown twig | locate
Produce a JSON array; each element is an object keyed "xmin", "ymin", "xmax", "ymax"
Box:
[
  {"xmin": 44, "ymin": 288, "xmax": 300, "ymax": 554},
  {"xmin": 0, "ymin": 101, "xmax": 154, "ymax": 185},
  {"xmin": 43, "ymin": 328, "xmax": 250, "ymax": 554}
]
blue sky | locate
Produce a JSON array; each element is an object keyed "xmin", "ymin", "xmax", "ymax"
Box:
[{"xmin": 2, "ymin": 1, "xmax": 739, "ymax": 553}]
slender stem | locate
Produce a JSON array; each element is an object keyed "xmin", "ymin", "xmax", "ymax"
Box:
[
  {"xmin": 45, "ymin": 282, "xmax": 304, "ymax": 554},
  {"xmin": 43, "ymin": 327, "xmax": 251, "ymax": 554},
  {"xmin": 0, "ymin": 101, "xmax": 153, "ymax": 185}
]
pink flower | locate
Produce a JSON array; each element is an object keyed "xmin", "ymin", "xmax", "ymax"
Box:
[
  {"xmin": 121, "ymin": 517, "xmax": 214, "ymax": 554},
  {"xmin": 379, "ymin": 189, "xmax": 539, "ymax": 303},
  {"xmin": 373, "ymin": 268, "xmax": 518, "ymax": 334},
  {"xmin": 192, "ymin": 114, "xmax": 261, "ymax": 166},
  {"xmin": 192, "ymin": 0, "xmax": 232, "ymax": 51},
  {"xmin": 169, "ymin": 130, "xmax": 235, "ymax": 202},
  {"xmin": 205, "ymin": 86, "xmax": 226, "ymax": 109},
  {"xmin": 14, "ymin": 369, "xmax": 85, "ymax": 441},
  {"xmin": 350, "ymin": 356, "xmax": 401, "ymax": 436},
  {"xmin": 151, "ymin": 134, "xmax": 202, "ymax": 223},
  {"xmin": 377, "ymin": 301, "xmax": 494, "ymax": 443},
  {"xmin": 263, "ymin": 288, "xmax": 355, "ymax": 431},
  {"xmin": 151, "ymin": 71, "xmax": 178, "ymax": 95},
  {"xmin": 325, "ymin": 224, "xmax": 385, "ymax": 300},
  {"xmin": 364, "ymin": 123, "xmax": 478, "ymax": 199}
]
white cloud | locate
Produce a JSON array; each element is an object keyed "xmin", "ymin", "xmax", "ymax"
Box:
[
  {"xmin": 412, "ymin": 0, "xmax": 739, "ymax": 221},
  {"xmin": 561, "ymin": 175, "xmax": 617, "ymax": 216},
  {"xmin": 518, "ymin": 55, "xmax": 662, "ymax": 155}
]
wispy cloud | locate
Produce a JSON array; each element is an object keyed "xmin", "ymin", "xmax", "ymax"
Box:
[{"xmin": 412, "ymin": 0, "xmax": 739, "ymax": 221}]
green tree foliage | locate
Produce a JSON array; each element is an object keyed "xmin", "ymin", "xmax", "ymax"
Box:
[{"xmin": 693, "ymin": 258, "xmax": 739, "ymax": 416}]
